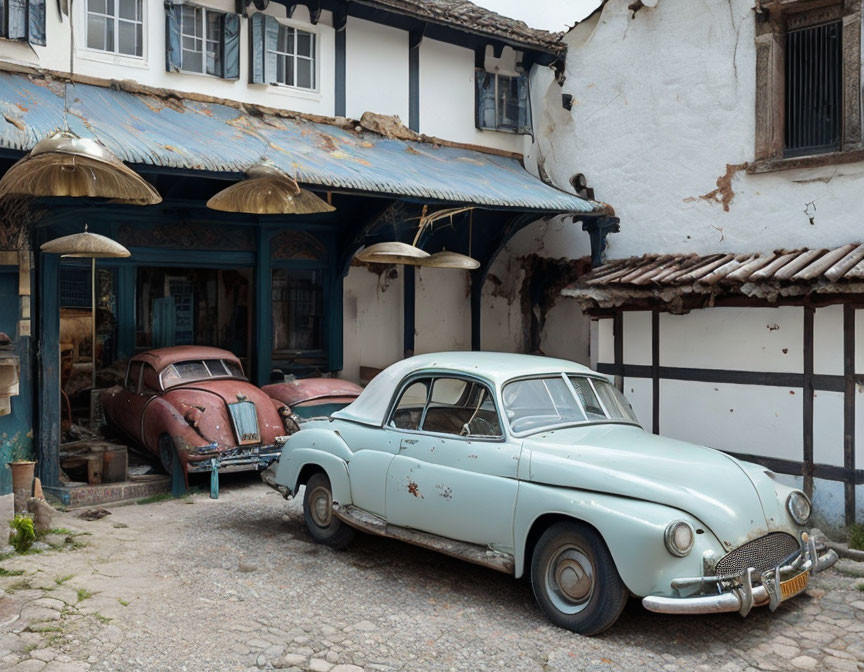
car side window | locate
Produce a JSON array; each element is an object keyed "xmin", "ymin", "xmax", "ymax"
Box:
[
  {"xmin": 141, "ymin": 364, "xmax": 160, "ymax": 395},
  {"xmin": 126, "ymin": 362, "xmax": 143, "ymax": 393},
  {"xmin": 389, "ymin": 379, "xmax": 431, "ymax": 430},
  {"xmin": 422, "ymin": 377, "xmax": 502, "ymax": 438}
]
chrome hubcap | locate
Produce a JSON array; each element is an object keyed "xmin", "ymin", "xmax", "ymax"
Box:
[
  {"xmin": 546, "ymin": 545, "xmax": 594, "ymax": 614},
  {"xmin": 309, "ymin": 486, "xmax": 332, "ymax": 527}
]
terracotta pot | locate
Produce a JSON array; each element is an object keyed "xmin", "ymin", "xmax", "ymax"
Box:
[{"xmin": 8, "ymin": 460, "xmax": 36, "ymax": 515}]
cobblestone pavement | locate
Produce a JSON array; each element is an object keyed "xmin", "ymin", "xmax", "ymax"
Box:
[{"xmin": 1, "ymin": 476, "xmax": 863, "ymax": 672}]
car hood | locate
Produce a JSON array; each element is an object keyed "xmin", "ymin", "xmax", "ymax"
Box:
[{"xmin": 523, "ymin": 424, "xmax": 795, "ymax": 552}]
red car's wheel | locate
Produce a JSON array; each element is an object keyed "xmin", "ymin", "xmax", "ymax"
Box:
[{"xmin": 158, "ymin": 434, "xmax": 176, "ymax": 475}]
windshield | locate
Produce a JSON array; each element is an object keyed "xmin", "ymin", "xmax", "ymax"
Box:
[
  {"xmin": 159, "ymin": 359, "xmax": 246, "ymax": 388},
  {"xmin": 502, "ymin": 374, "xmax": 640, "ymax": 434}
]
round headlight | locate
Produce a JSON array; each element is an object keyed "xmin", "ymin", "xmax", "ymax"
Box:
[
  {"xmin": 664, "ymin": 520, "xmax": 695, "ymax": 557},
  {"xmin": 786, "ymin": 491, "xmax": 811, "ymax": 525}
]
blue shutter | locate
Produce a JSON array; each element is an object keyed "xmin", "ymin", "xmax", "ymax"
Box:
[
  {"xmin": 263, "ymin": 14, "xmax": 279, "ymax": 84},
  {"xmin": 7, "ymin": 0, "xmax": 27, "ymax": 40},
  {"xmin": 474, "ymin": 70, "xmax": 496, "ymax": 130},
  {"xmin": 222, "ymin": 12, "xmax": 240, "ymax": 79},
  {"xmin": 165, "ymin": 1, "xmax": 183, "ymax": 72},
  {"xmin": 517, "ymin": 73, "xmax": 532, "ymax": 135},
  {"xmin": 249, "ymin": 12, "xmax": 265, "ymax": 83},
  {"xmin": 27, "ymin": 0, "xmax": 46, "ymax": 46}
]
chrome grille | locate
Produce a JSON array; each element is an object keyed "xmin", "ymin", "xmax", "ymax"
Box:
[{"xmin": 714, "ymin": 532, "xmax": 800, "ymax": 579}]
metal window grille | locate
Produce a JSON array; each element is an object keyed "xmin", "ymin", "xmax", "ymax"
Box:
[
  {"xmin": 59, "ymin": 268, "xmax": 91, "ymax": 308},
  {"xmin": 784, "ymin": 20, "xmax": 843, "ymax": 157}
]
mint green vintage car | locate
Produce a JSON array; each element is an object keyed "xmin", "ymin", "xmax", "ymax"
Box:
[{"xmin": 265, "ymin": 352, "xmax": 837, "ymax": 634}]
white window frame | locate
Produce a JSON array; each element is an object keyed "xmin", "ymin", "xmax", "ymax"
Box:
[
  {"xmin": 268, "ymin": 19, "xmax": 318, "ymax": 92},
  {"xmin": 79, "ymin": 0, "xmax": 148, "ymax": 66},
  {"xmin": 179, "ymin": 4, "xmax": 222, "ymax": 77}
]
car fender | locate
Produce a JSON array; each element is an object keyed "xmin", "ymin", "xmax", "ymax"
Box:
[
  {"xmin": 274, "ymin": 428, "xmax": 354, "ymax": 504},
  {"xmin": 513, "ymin": 481, "xmax": 726, "ymax": 597},
  {"xmin": 141, "ymin": 397, "xmax": 212, "ymax": 455}
]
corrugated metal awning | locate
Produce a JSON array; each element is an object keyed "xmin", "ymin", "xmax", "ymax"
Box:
[
  {"xmin": 562, "ymin": 243, "xmax": 864, "ymax": 311},
  {"xmin": 0, "ymin": 72, "xmax": 598, "ymax": 213}
]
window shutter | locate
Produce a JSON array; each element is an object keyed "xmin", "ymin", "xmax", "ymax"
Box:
[
  {"xmin": 516, "ymin": 73, "xmax": 532, "ymax": 134},
  {"xmin": 222, "ymin": 12, "xmax": 240, "ymax": 80},
  {"xmin": 27, "ymin": 0, "xmax": 46, "ymax": 46},
  {"xmin": 263, "ymin": 15, "xmax": 279, "ymax": 84},
  {"xmin": 249, "ymin": 12, "xmax": 265, "ymax": 83},
  {"xmin": 7, "ymin": 0, "xmax": 27, "ymax": 40},
  {"xmin": 165, "ymin": 0, "xmax": 183, "ymax": 72}
]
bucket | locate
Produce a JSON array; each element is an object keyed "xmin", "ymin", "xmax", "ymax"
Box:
[{"xmin": 8, "ymin": 460, "xmax": 36, "ymax": 514}]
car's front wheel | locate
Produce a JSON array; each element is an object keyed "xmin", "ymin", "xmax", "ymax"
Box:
[
  {"xmin": 530, "ymin": 521, "xmax": 628, "ymax": 635},
  {"xmin": 302, "ymin": 472, "xmax": 355, "ymax": 549}
]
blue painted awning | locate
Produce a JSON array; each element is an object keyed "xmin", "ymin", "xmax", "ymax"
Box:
[{"xmin": 0, "ymin": 72, "xmax": 599, "ymax": 213}]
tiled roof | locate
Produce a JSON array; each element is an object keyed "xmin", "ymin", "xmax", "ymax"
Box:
[
  {"xmin": 363, "ymin": 0, "xmax": 565, "ymax": 54},
  {"xmin": 562, "ymin": 243, "xmax": 864, "ymax": 310}
]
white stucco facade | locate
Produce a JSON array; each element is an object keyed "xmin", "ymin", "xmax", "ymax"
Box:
[{"xmin": 528, "ymin": 0, "xmax": 864, "ymax": 259}]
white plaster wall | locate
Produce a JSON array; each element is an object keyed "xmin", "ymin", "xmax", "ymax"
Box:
[
  {"xmin": 623, "ymin": 376, "xmax": 652, "ymax": 432},
  {"xmin": 528, "ymin": 0, "xmax": 864, "ymax": 258},
  {"xmin": 659, "ymin": 380, "xmax": 803, "ymax": 461},
  {"xmin": 414, "ymin": 268, "xmax": 471, "ymax": 354},
  {"xmin": 479, "ymin": 217, "xmax": 593, "ymax": 364},
  {"xmin": 345, "ymin": 16, "xmax": 408, "ymax": 122},
  {"xmin": 622, "ymin": 310, "xmax": 651, "ymax": 365},
  {"xmin": 659, "ymin": 307, "xmax": 803, "ymax": 372},
  {"xmin": 596, "ymin": 317, "xmax": 614, "ymax": 365},
  {"xmin": 419, "ymin": 39, "xmax": 526, "ymax": 154},
  {"xmin": 342, "ymin": 264, "xmax": 403, "ymax": 383},
  {"xmin": 814, "ymin": 305, "xmax": 844, "ymax": 376},
  {"xmin": 814, "ymin": 390, "xmax": 845, "ymax": 467}
]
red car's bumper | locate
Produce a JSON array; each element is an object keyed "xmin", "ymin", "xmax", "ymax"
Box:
[{"xmin": 184, "ymin": 442, "xmax": 284, "ymax": 473}]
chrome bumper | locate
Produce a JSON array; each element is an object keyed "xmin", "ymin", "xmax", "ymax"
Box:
[{"xmin": 642, "ymin": 533, "xmax": 838, "ymax": 616}]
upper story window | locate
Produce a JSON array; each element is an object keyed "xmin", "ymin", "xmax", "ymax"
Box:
[
  {"xmin": 165, "ymin": 2, "xmax": 240, "ymax": 79},
  {"xmin": 270, "ymin": 23, "xmax": 316, "ymax": 89},
  {"xmin": 86, "ymin": 0, "xmax": 144, "ymax": 57},
  {"xmin": 784, "ymin": 20, "xmax": 843, "ymax": 157},
  {"xmin": 180, "ymin": 5, "xmax": 220, "ymax": 75},
  {"xmin": 753, "ymin": 0, "xmax": 861, "ymax": 171},
  {"xmin": 475, "ymin": 70, "xmax": 531, "ymax": 134},
  {"xmin": 249, "ymin": 13, "xmax": 318, "ymax": 91},
  {"xmin": 0, "ymin": 0, "xmax": 46, "ymax": 46}
]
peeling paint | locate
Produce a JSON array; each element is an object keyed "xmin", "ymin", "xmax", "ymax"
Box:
[{"xmin": 685, "ymin": 162, "xmax": 748, "ymax": 211}]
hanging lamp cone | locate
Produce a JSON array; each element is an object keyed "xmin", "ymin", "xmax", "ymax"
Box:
[
  {"xmin": 419, "ymin": 250, "xmax": 480, "ymax": 270},
  {"xmin": 206, "ymin": 161, "xmax": 335, "ymax": 214},
  {"xmin": 354, "ymin": 241, "xmax": 430, "ymax": 265},
  {"xmin": 40, "ymin": 228, "xmax": 131, "ymax": 258},
  {"xmin": 0, "ymin": 131, "xmax": 161, "ymax": 204}
]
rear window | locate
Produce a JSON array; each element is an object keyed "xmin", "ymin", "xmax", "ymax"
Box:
[{"xmin": 159, "ymin": 358, "xmax": 246, "ymax": 388}]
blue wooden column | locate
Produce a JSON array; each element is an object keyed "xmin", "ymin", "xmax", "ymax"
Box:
[
  {"xmin": 37, "ymin": 252, "xmax": 61, "ymax": 488},
  {"xmin": 116, "ymin": 264, "xmax": 136, "ymax": 360},
  {"xmin": 404, "ymin": 266, "xmax": 415, "ymax": 358},
  {"xmin": 254, "ymin": 227, "xmax": 273, "ymax": 386},
  {"xmin": 327, "ymin": 268, "xmax": 344, "ymax": 372}
]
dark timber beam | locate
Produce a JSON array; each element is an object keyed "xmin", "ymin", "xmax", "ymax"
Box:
[{"xmin": 334, "ymin": 4, "xmax": 347, "ymax": 117}]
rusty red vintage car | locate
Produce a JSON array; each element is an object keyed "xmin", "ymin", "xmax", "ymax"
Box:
[{"xmin": 101, "ymin": 346, "xmax": 360, "ymax": 477}]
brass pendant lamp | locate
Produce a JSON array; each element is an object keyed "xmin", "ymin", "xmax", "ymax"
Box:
[
  {"xmin": 354, "ymin": 206, "xmax": 480, "ymax": 269},
  {"xmin": 0, "ymin": 130, "xmax": 162, "ymax": 204},
  {"xmin": 206, "ymin": 161, "xmax": 335, "ymax": 215}
]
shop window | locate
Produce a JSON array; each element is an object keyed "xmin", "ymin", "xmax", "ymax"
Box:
[
  {"xmin": 135, "ymin": 267, "xmax": 250, "ymax": 358},
  {"xmin": 165, "ymin": 2, "xmax": 240, "ymax": 79},
  {"xmin": 0, "ymin": 0, "xmax": 45, "ymax": 45},
  {"xmin": 249, "ymin": 13, "xmax": 317, "ymax": 90},
  {"xmin": 271, "ymin": 268, "xmax": 324, "ymax": 355},
  {"xmin": 86, "ymin": 0, "xmax": 144, "ymax": 57},
  {"xmin": 475, "ymin": 70, "xmax": 531, "ymax": 134}
]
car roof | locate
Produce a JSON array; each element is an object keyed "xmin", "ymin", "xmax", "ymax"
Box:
[
  {"xmin": 333, "ymin": 351, "xmax": 601, "ymax": 428},
  {"xmin": 131, "ymin": 346, "xmax": 241, "ymax": 373}
]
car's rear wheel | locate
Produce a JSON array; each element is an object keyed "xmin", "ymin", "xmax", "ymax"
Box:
[
  {"xmin": 530, "ymin": 521, "xmax": 628, "ymax": 635},
  {"xmin": 303, "ymin": 473, "xmax": 355, "ymax": 549},
  {"xmin": 158, "ymin": 434, "xmax": 176, "ymax": 475}
]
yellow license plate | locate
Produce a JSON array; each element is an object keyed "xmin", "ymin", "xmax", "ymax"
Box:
[{"xmin": 780, "ymin": 571, "xmax": 809, "ymax": 600}]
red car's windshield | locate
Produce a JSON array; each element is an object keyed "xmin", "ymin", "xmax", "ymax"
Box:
[{"xmin": 159, "ymin": 359, "xmax": 245, "ymax": 389}]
